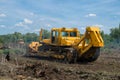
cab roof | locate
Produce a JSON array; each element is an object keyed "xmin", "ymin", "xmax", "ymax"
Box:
[{"xmin": 52, "ymin": 27, "xmax": 79, "ymax": 31}]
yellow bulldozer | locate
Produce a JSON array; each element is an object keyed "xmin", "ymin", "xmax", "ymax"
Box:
[{"xmin": 28, "ymin": 26, "xmax": 104, "ymax": 63}]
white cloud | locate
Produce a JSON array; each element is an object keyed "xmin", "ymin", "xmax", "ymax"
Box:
[
  {"xmin": 0, "ymin": 13, "xmax": 6, "ymax": 17},
  {"xmin": 94, "ymin": 24, "xmax": 104, "ymax": 28},
  {"xmin": 0, "ymin": 25, "xmax": 6, "ymax": 28},
  {"xmin": 85, "ymin": 13, "xmax": 96, "ymax": 17},
  {"xmin": 24, "ymin": 18, "xmax": 33, "ymax": 24},
  {"xmin": 81, "ymin": 27, "xmax": 85, "ymax": 30},
  {"xmin": 15, "ymin": 22, "xmax": 29, "ymax": 29},
  {"xmin": 15, "ymin": 22, "xmax": 26, "ymax": 27},
  {"xmin": 46, "ymin": 24, "xmax": 53, "ymax": 28},
  {"xmin": 30, "ymin": 12, "xmax": 34, "ymax": 16},
  {"xmin": 47, "ymin": 24, "xmax": 51, "ymax": 27},
  {"xmin": 15, "ymin": 18, "xmax": 33, "ymax": 29},
  {"xmin": 15, "ymin": 22, "xmax": 28, "ymax": 30}
]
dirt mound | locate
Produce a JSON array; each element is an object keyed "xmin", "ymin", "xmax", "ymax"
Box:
[
  {"xmin": 0, "ymin": 53, "xmax": 120, "ymax": 80},
  {"xmin": 14, "ymin": 62, "xmax": 63, "ymax": 80},
  {"xmin": 13, "ymin": 62, "xmax": 120, "ymax": 80}
]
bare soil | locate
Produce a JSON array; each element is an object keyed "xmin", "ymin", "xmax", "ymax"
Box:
[{"xmin": 0, "ymin": 52, "xmax": 120, "ymax": 80}]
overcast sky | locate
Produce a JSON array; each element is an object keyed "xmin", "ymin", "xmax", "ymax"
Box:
[{"xmin": 0, "ymin": 0, "xmax": 120, "ymax": 34}]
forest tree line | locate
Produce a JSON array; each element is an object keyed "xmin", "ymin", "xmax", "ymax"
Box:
[{"xmin": 0, "ymin": 25, "xmax": 120, "ymax": 49}]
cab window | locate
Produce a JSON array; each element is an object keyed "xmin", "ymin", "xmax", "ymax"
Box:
[
  {"xmin": 52, "ymin": 31, "xmax": 55, "ymax": 37},
  {"xmin": 70, "ymin": 32, "xmax": 77, "ymax": 37},
  {"xmin": 52, "ymin": 31, "xmax": 55, "ymax": 43},
  {"xmin": 56, "ymin": 31, "xmax": 58, "ymax": 37},
  {"xmin": 52, "ymin": 31, "xmax": 59, "ymax": 43},
  {"xmin": 62, "ymin": 31, "xmax": 68, "ymax": 37}
]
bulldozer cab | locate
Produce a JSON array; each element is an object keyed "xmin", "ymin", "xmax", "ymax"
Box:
[{"xmin": 51, "ymin": 28, "xmax": 80, "ymax": 46}]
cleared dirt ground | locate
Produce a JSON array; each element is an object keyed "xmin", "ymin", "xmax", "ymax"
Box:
[{"xmin": 0, "ymin": 51, "xmax": 120, "ymax": 80}]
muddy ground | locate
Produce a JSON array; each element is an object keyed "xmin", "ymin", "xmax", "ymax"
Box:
[{"xmin": 0, "ymin": 51, "xmax": 120, "ymax": 80}]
